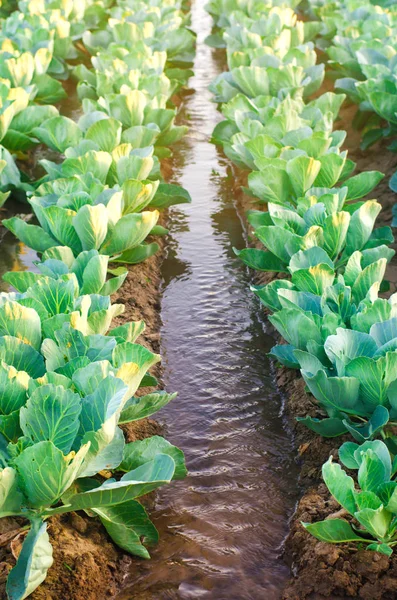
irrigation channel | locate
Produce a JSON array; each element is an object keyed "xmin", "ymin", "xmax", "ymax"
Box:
[{"xmin": 115, "ymin": 3, "xmax": 299, "ymax": 599}]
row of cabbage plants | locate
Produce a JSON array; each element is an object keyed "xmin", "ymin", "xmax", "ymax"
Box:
[
  {"xmin": 0, "ymin": 0, "xmax": 110, "ymax": 198},
  {"xmin": 206, "ymin": 0, "xmax": 397, "ymax": 558},
  {"xmin": 0, "ymin": 0, "xmax": 194, "ymax": 205},
  {"xmin": 304, "ymin": 0, "xmax": 397, "ymax": 149},
  {"xmin": 302, "ymin": 0, "xmax": 397, "ymax": 221},
  {"xmin": 1, "ymin": 0, "xmax": 195, "ymax": 265},
  {"xmin": 0, "ymin": 1, "xmax": 195, "ymax": 599}
]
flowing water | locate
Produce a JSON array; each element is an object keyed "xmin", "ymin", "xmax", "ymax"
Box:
[{"xmin": 116, "ymin": 3, "xmax": 299, "ymax": 599}]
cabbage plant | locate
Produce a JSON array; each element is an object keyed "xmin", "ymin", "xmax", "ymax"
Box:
[
  {"xmin": 0, "ymin": 47, "xmax": 67, "ymax": 104},
  {"xmin": 208, "ymin": 0, "xmax": 397, "ymax": 445},
  {"xmin": 108, "ymin": 0, "xmax": 195, "ymax": 64},
  {"xmin": 328, "ymin": 37, "xmax": 397, "ymax": 147},
  {"xmin": 0, "ymin": 80, "xmax": 60, "ymax": 194},
  {"xmin": 0, "ymin": 0, "xmax": 194, "ymax": 205},
  {"xmin": 3, "ymin": 246, "xmax": 128, "ymax": 296},
  {"xmin": 75, "ymin": 49, "xmax": 178, "ymax": 100},
  {"xmin": 79, "ymin": 94, "xmax": 188, "ymax": 158},
  {"xmin": 0, "ymin": 0, "xmax": 94, "ymax": 78},
  {"xmin": 306, "ymin": 0, "xmax": 397, "ymax": 205},
  {"xmin": 77, "ymin": 42, "xmax": 191, "ymax": 93},
  {"xmin": 304, "ymin": 441, "xmax": 397, "ymax": 556},
  {"xmin": 72, "ymin": 54, "xmax": 189, "ymax": 157},
  {"xmin": 221, "ymin": 8, "xmax": 320, "ymax": 48},
  {"xmin": 0, "ymin": 4, "xmax": 99, "ymax": 196},
  {"xmin": 2, "ymin": 104, "xmax": 59, "ymax": 152},
  {"xmin": 210, "ymin": 58, "xmax": 324, "ymax": 104},
  {"xmin": 215, "ymin": 98, "xmax": 347, "ymax": 170},
  {"xmin": 207, "ymin": 0, "xmax": 397, "ymax": 564},
  {"xmin": 0, "ymin": 276, "xmax": 126, "ymax": 339},
  {"xmin": 0, "ymin": 298, "xmax": 177, "ymax": 453},
  {"xmin": 224, "ymin": 38, "xmax": 323, "ymax": 96},
  {"xmin": 0, "ymin": 378, "xmax": 182, "ymax": 599},
  {"xmin": 82, "ymin": 10, "xmax": 196, "ymax": 63},
  {"xmin": 293, "ymin": 322, "xmax": 397, "ymax": 438},
  {"xmin": 3, "ymin": 189, "xmax": 161, "ymax": 263},
  {"xmin": 255, "ymin": 243, "xmax": 392, "ymax": 361},
  {"xmin": 212, "ymin": 92, "xmax": 346, "ymax": 167},
  {"xmin": 317, "ymin": 0, "xmax": 397, "ymax": 221},
  {"xmin": 0, "ymin": 81, "xmax": 30, "ymax": 143},
  {"xmin": 27, "ymin": 111, "xmax": 190, "ymax": 195},
  {"xmin": 207, "ymin": 4, "xmax": 324, "ymax": 103},
  {"xmin": 27, "ymin": 74, "xmax": 188, "ymax": 161},
  {"xmin": 236, "ymin": 177, "xmax": 390, "ymax": 273},
  {"xmin": 3, "ymin": 127, "xmax": 192, "ymax": 261},
  {"xmin": 0, "ymin": 289, "xmax": 185, "ymax": 597},
  {"xmin": 205, "ymin": 0, "xmax": 302, "ymax": 29}
]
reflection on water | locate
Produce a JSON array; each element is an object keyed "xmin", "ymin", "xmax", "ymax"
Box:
[
  {"xmin": 160, "ymin": 209, "xmax": 191, "ymax": 288},
  {"xmin": 116, "ymin": 2, "xmax": 299, "ymax": 599},
  {"xmin": 59, "ymin": 78, "xmax": 84, "ymax": 122},
  {"xmin": 0, "ymin": 229, "xmax": 38, "ymax": 293}
]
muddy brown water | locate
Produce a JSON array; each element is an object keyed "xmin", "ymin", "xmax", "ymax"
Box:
[{"xmin": 115, "ymin": 3, "xmax": 299, "ymax": 599}]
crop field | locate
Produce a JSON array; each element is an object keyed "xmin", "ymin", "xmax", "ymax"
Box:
[{"xmin": 1, "ymin": 0, "xmax": 397, "ymax": 599}]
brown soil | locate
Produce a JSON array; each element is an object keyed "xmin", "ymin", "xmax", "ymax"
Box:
[
  {"xmin": 228, "ymin": 93, "xmax": 397, "ymax": 598},
  {"xmin": 283, "ymin": 487, "xmax": 397, "ymax": 600},
  {"xmin": 27, "ymin": 516, "xmax": 124, "ymax": 600}
]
